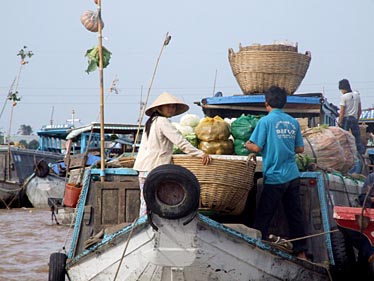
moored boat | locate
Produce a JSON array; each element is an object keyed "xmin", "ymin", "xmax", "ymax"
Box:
[
  {"xmin": 49, "ymin": 165, "xmax": 331, "ymax": 281},
  {"xmin": 25, "ymin": 173, "xmax": 66, "ymax": 209},
  {"xmin": 0, "ymin": 145, "xmax": 65, "ymax": 208},
  {"xmin": 25, "ymin": 122, "xmax": 142, "ymax": 209}
]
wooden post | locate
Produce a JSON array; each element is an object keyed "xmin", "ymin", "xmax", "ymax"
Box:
[{"xmin": 97, "ymin": 0, "xmax": 105, "ymax": 182}]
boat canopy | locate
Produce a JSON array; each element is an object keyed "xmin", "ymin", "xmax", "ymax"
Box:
[
  {"xmin": 196, "ymin": 92, "xmax": 338, "ymax": 127},
  {"xmin": 66, "ymin": 122, "xmax": 143, "ymax": 140}
]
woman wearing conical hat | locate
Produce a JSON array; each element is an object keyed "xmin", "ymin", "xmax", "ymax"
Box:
[{"xmin": 133, "ymin": 92, "xmax": 211, "ymax": 216}]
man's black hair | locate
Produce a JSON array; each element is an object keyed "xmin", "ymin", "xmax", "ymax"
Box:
[
  {"xmin": 338, "ymin": 79, "xmax": 352, "ymax": 92},
  {"xmin": 265, "ymin": 86, "xmax": 287, "ymax": 109}
]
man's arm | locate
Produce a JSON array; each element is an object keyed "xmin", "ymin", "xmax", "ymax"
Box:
[
  {"xmin": 245, "ymin": 141, "xmax": 261, "ymax": 153},
  {"xmin": 295, "ymin": 146, "xmax": 304, "ymax": 154},
  {"xmin": 338, "ymin": 105, "xmax": 345, "ymax": 125},
  {"xmin": 358, "ymin": 102, "xmax": 362, "ymax": 120}
]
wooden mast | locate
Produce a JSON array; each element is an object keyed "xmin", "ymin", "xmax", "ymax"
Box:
[{"xmin": 97, "ymin": 0, "xmax": 105, "ymax": 182}]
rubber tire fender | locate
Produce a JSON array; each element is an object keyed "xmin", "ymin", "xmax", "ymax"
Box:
[
  {"xmin": 144, "ymin": 164, "xmax": 200, "ymax": 219},
  {"xmin": 330, "ymin": 228, "xmax": 356, "ymax": 278},
  {"xmin": 48, "ymin": 252, "xmax": 67, "ymax": 281},
  {"xmin": 34, "ymin": 159, "xmax": 49, "ymax": 178}
]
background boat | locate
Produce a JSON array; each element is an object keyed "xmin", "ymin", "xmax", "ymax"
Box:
[
  {"xmin": 27, "ymin": 122, "xmax": 142, "ymax": 210},
  {"xmin": 0, "ymin": 145, "xmax": 64, "ymax": 208}
]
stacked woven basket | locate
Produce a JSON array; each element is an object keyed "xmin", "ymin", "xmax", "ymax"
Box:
[{"xmin": 228, "ymin": 43, "xmax": 311, "ymax": 95}]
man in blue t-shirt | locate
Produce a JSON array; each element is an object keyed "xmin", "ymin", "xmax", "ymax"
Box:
[{"xmin": 245, "ymin": 86, "xmax": 307, "ymax": 260}]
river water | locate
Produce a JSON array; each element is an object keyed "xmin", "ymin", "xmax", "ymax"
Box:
[{"xmin": 0, "ymin": 208, "xmax": 72, "ymax": 281}]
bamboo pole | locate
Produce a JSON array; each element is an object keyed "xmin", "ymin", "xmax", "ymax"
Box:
[
  {"xmin": 132, "ymin": 32, "xmax": 171, "ymax": 155},
  {"xmin": 97, "ymin": 0, "xmax": 105, "ymax": 182},
  {"xmin": 6, "ymin": 58, "xmax": 25, "ymax": 182},
  {"xmin": 212, "ymin": 69, "xmax": 218, "ymax": 96}
]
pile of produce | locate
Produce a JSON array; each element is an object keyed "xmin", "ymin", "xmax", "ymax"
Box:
[
  {"xmin": 327, "ymin": 126, "xmax": 357, "ymax": 173},
  {"xmin": 172, "ymin": 114, "xmax": 200, "ymax": 154},
  {"xmin": 302, "ymin": 125, "xmax": 357, "ymax": 174},
  {"xmin": 231, "ymin": 114, "xmax": 261, "ymax": 155},
  {"xmin": 195, "ymin": 116, "xmax": 233, "ymax": 155},
  {"xmin": 172, "ymin": 114, "xmax": 357, "ymax": 175},
  {"xmin": 173, "ymin": 113, "xmax": 263, "ymax": 156}
]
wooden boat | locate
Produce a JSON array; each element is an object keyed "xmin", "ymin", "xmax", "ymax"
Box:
[
  {"xmin": 49, "ymin": 165, "xmax": 331, "ymax": 281},
  {"xmin": 25, "ymin": 173, "xmax": 66, "ymax": 208},
  {"xmin": 24, "ymin": 122, "xmax": 142, "ymax": 209},
  {"xmin": 51, "ymin": 161, "xmax": 374, "ymax": 280},
  {"xmin": 0, "ymin": 145, "xmax": 64, "ymax": 208}
]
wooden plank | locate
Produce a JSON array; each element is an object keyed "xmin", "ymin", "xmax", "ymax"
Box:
[{"xmin": 94, "ymin": 179, "xmax": 140, "ymax": 233}]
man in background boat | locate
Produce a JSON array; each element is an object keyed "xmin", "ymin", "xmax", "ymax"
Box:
[
  {"xmin": 133, "ymin": 92, "xmax": 211, "ymax": 217},
  {"xmin": 245, "ymin": 85, "xmax": 308, "ymax": 260},
  {"xmin": 337, "ymin": 78, "xmax": 365, "ymax": 154}
]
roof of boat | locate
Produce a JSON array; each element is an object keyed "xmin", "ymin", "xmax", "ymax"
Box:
[
  {"xmin": 360, "ymin": 108, "xmax": 374, "ymax": 122},
  {"xmin": 37, "ymin": 124, "xmax": 74, "ymax": 138},
  {"xmin": 196, "ymin": 92, "xmax": 339, "ymax": 118},
  {"xmin": 66, "ymin": 122, "xmax": 143, "ymax": 140}
]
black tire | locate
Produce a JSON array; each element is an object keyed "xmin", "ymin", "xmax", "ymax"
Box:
[
  {"xmin": 48, "ymin": 252, "xmax": 67, "ymax": 281},
  {"xmin": 144, "ymin": 164, "xmax": 200, "ymax": 219},
  {"xmin": 330, "ymin": 228, "xmax": 356, "ymax": 278}
]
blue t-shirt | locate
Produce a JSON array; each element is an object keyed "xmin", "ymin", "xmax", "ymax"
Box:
[{"xmin": 249, "ymin": 109, "xmax": 304, "ymax": 184}]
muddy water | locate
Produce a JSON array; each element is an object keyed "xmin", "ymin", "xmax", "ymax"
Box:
[{"xmin": 0, "ymin": 208, "xmax": 72, "ymax": 281}]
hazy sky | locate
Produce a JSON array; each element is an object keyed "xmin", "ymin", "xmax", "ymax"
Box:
[{"xmin": 1, "ymin": 0, "xmax": 374, "ymax": 135}]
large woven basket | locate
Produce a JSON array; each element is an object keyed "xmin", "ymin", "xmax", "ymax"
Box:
[
  {"xmin": 228, "ymin": 44, "xmax": 311, "ymax": 95},
  {"xmin": 172, "ymin": 154, "xmax": 256, "ymax": 215},
  {"xmin": 239, "ymin": 43, "xmax": 298, "ymax": 52}
]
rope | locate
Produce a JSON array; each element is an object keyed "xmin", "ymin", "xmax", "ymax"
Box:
[
  {"xmin": 360, "ymin": 183, "xmax": 374, "ymax": 232},
  {"xmin": 113, "ymin": 216, "xmax": 139, "ymax": 281},
  {"xmin": 282, "ymin": 229, "xmax": 338, "ymax": 281},
  {"xmin": 6, "ymin": 172, "xmax": 35, "ymax": 208},
  {"xmin": 332, "ymin": 172, "xmax": 352, "ymax": 207},
  {"xmin": 303, "ymin": 136, "xmax": 318, "ymax": 165},
  {"xmin": 283, "ymin": 229, "xmax": 340, "ymax": 243},
  {"xmin": 0, "ymin": 195, "xmax": 10, "ymax": 210}
]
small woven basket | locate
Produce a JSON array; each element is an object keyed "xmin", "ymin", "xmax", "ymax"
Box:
[
  {"xmin": 106, "ymin": 154, "xmax": 136, "ymax": 168},
  {"xmin": 172, "ymin": 154, "xmax": 256, "ymax": 215},
  {"xmin": 228, "ymin": 44, "xmax": 311, "ymax": 95}
]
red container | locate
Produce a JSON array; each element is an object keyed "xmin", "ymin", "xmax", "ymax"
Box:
[{"xmin": 63, "ymin": 183, "xmax": 82, "ymax": 208}]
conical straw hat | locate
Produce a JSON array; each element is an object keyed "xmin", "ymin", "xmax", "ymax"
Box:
[{"xmin": 145, "ymin": 92, "xmax": 189, "ymax": 116}]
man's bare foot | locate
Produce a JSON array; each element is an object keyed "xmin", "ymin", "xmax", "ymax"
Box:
[{"xmin": 297, "ymin": 251, "xmax": 308, "ymax": 260}]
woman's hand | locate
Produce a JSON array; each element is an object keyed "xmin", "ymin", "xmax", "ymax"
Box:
[{"xmin": 202, "ymin": 154, "xmax": 212, "ymax": 165}]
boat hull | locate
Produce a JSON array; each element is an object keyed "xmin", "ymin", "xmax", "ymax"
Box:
[
  {"xmin": 64, "ymin": 167, "xmax": 330, "ymax": 281},
  {"xmin": 25, "ymin": 174, "xmax": 65, "ymax": 208},
  {"xmin": 67, "ymin": 215, "xmax": 330, "ymax": 281},
  {"xmin": 0, "ymin": 146, "xmax": 64, "ymax": 208}
]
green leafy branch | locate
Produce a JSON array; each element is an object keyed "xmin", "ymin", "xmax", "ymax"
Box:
[
  {"xmin": 17, "ymin": 46, "xmax": 34, "ymax": 65},
  {"xmin": 85, "ymin": 46, "xmax": 112, "ymax": 74},
  {"xmin": 296, "ymin": 154, "xmax": 316, "ymax": 171},
  {"xmin": 8, "ymin": 91, "xmax": 21, "ymax": 102}
]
